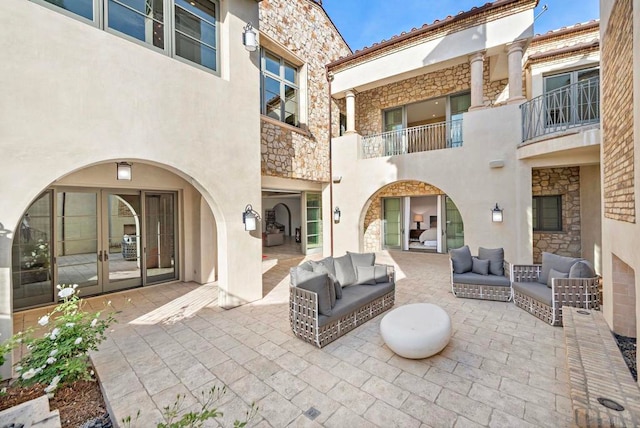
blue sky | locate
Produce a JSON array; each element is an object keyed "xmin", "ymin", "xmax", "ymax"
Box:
[{"xmin": 322, "ymin": 0, "xmax": 600, "ymax": 52}]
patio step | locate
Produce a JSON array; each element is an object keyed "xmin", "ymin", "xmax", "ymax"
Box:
[
  {"xmin": 562, "ymin": 306, "xmax": 640, "ymax": 427},
  {"xmin": 0, "ymin": 394, "xmax": 61, "ymax": 428}
]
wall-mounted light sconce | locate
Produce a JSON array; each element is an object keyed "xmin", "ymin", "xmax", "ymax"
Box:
[
  {"xmin": 242, "ymin": 22, "xmax": 258, "ymax": 52},
  {"xmin": 413, "ymin": 214, "xmax": 424, "ymax": 229},
  {"xmin": 116, "ymin": 162, "xmax": 132, "ymax": 181},
  {"xmin": 334, "ymin": 207, "xmax": 341, "ymax": 223},
  {"xmin": 332, "ymin": 175, "xmax": 342, "ymax": 183},
  {"xmin": 492, "ymin": 203, "xmax": 504, "ymax": 223},
  {"xmin": 243, "ymin": 204, "xmax": 261, "ymax": 231}
]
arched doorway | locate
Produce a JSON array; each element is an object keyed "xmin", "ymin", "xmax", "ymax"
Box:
[
  {"xmin": 273, "ymin": 203, "xmax": 292, "ymax": 236},
  {"xmin": 360, "ymin": 180, "xmax": 464, "ymax": 253}
]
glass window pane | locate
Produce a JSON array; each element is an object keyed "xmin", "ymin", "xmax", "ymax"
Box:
[
  {"xmin": 265, "ymin": 76, "xmax": 280, "ymax": 95},
  {"xmin": 108, "ymin": 0, "xmax": 165, "ymax": 49},
  {"xmin": 175, "ymin": 0, "xmax": 216, "ymax": 23},
  {"xmin": 450, "ymin": 92, "xmax": 471, "ymax": 115},
  {"xmin": 384, "ymin": 108, "xmax": 403, "ymax": 131},
  {"xmin": 45, "ymin": 0, "xmax": 93, "ymax": 20},
  {"xmin": 265, "ymin": 51, "xmax": 280, "ymax": 75},
  {"xmin": 545, "ymin": 74, "xmax": 571, "ymax": 92},
  {"xmin": 175, "ymin": 32, "xmax": 216, "ymax": 70},
  {"xmin": 284, "ymin": 62, "xmax": 297, "ymax": 83},
  {"xmin": 175, "ymin": 4, "xmax": 216, "ymax": 46},
  {"xmin": 285, "ymin": 85, "xmax": 296, "ymax": 102}
]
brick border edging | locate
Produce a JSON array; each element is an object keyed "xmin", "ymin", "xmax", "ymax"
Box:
[{"xmin": 563, "ymin": 306, "xmax": 640, "ymax": 427}]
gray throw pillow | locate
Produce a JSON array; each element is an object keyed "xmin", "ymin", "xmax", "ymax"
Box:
[
  {"xmin": 356, "ymin": 266, "xmax": 376, "ymax": 285},
  {"xmin": 569, "ymin": 260, "xmax": 596, "ymax": 279},
  {"xmin": 334, "ymin": 254, "xmax": 357, "ymax": 287},
  {"xmin": 547, "ymin": 268, "xmax": 569, "ymax": 288},
  {"xmin": 374, "ymin": 265, "xmax": 389, "ymax": 283},
  {"xmin": 312, "ymin": 262, "xmax": 339, "ymax": 303},
  {"xmin": 478, "ymin": 247, "xmax": 504, "ymax": 276},
  {"xmin": 311, "ymin": 257, "xmax": 336, "ymax": 277},
  {"xmin": 450, "ymin": 245, "xmax": 473, "ymax": 274},
  {"xmin": 472, "ymin": 258, "xmax": 490, "ymax": 275},
  {"xmin": 332, "ymin": 274, "xmax": 342, "ymax": 299},
  {"xmin": 295, "ymin": 269, "xmax": 333, "ymax": 315},
  {"xmin": 348, "ymin": 252, "xmax": 376, "ymax": 270},
  {"xmin": 539, "ymin": 252, "xmax": 581, "ymax": 285}
]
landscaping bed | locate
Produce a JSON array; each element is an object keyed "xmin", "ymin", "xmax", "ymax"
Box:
[{"xmin": 614, "ymin": 333, "xmax": 637, "ymax": 381}]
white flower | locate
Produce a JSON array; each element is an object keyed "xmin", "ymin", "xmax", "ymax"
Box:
[
  {"xmin": 58, "ymin": 287, "xmax": 75, "ymax": 299},
  {"xmin": 74, "ymin": 337, "xmax": 82, "ymax": 345},
  {"xmin": 66, "ymin": 322, "xmax": 75, "ymax": 328},
  {"xmin": 21, "ymin": 368, "xmax": 37, "ymax": 380},
  {"xmin": 56, "ymin": 285, "xmax": 62, "ymax": 290},
  {"xmin": 50, "ymin": 349, "xmax": 58, "ymax": 357},
  {"xmin": 38, "ymin": 315, "xmax": 49, "ymax": 326},
  {"xmin": 46, "ymin": 357, "xmax": 56, "ymax": 365},
  {"xmin": 50, "ymin": 327, "xmax": 60, "ymax": 340},
  {"xmin": 90, "ymin": 318, "xmax": 98, "ymax": 328},
  {"xmin": 73, "ymin": 284, "xmax": 79, "ymax": 289},
  {"xmin": 44, "ymin": 375, "xmax": 61, "ymax": 394},
  {"xmin": 15, "ymin": 366, "xmax": 22, "ymax": 372}
]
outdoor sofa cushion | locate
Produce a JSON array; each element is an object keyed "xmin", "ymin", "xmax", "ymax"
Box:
[
  {"xmin": 452, "ymin": 272, "xmax": 510, "ymax": 287},
  {"xmin": 512, "ymin": 281, "xmax": 552, "ymax": 307},
  {"xmin": 294, "ymin": 268, "xmax": 333, "ymax": 316},
  {"xmin": 312, "ymin": 259, "xmax": 342, "ymax": 299},
  {"xmin": 450, "ymin": 245, "xmax": 473, "ymax": 274},
  {"xmin": 548, "ymin": 268, "xmax": 568, "ymax": 286},
  {"xmin": 569, "ymin": 260, "xmax": 596, "ymax": 279},
  {"xmin": 472, "ymin": 258, "xmax": 490, "ymax": 275},
  {"xmin": 334, "ymin": 254, "xmax": 357, "ymax": 287},
  {"xmin": 478, "ymin": 247, "xmax": 505, "ymax": 276},
  {"xmin": 539, "ymin": 252, "xmax": 581, "ymax": 285},
  {"xmin": 318, "ymin": 282, "xmax": 394, "ymax": 327},
  {"xmin": 355, "ymin": 265, "xmax": 388, "ymax": 285}
]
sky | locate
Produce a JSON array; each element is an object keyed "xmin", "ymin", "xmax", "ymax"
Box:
[{"xmin": 321, "ymin": 0, "xmax": 600, "ymax": 52}]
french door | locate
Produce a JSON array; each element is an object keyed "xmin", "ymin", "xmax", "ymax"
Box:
[
  {"xmin": 13, "ymin": 189, "xmax": 177, "ymax": 310},
  {"xmin": 382, "ymin": 197, "xmax": 402, "ymax": 249}
]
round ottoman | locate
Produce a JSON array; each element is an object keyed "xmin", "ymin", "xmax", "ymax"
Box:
[{"xmin": 380, "ymin": 303, "xmax": 452, "ymax": 359}]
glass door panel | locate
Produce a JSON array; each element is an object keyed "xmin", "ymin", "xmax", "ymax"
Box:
[
  {"xmin": 104, "ymin": 192, "xmax": 142, "ymax": 291},
  {"xmin": 445, "ymin": 197, "xmax": 464, "ymax": 251},
  {"xmin": 304, "ymin": 192, "xmax": 322, "ymax": 254},
  {"xmin": 383, "ymin": 198, "xmax": 402, "ymax": 249},
  {"xmin": 145, "ymin": 193, "xmax": 177, "ymax": 283},
  {"xmin": 448, "ymin": 92, "xmax": 470, "ymax": 147},
  {"xmin": 56, "ymin": 191, "xmax": 100, "ymax": 296},
  {"xmin": 12, "ymin": 192, "xmax": 54, "ymax": 310}
]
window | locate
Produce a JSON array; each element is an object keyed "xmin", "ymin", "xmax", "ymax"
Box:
[
  {"xmin": 544, "ymin": 67, "xmax": 599, "ymax": 126},
  {"xmin": 261, "ymin": 49, "xmax": 299, "ymax": 126},
  {"xmin": 533, "ymin": 196, "xmax": 562, "ymax": 232},
  {"xmin": 36, "ymin": 0, "xmax": 219, "ymax": 72}
]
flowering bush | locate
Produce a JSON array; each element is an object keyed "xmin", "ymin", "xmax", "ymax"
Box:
[
  {"xmin": 14, "ymin": 284, "xmax": 116, "ymax": 394},
  {"xmin": 20, "ymin": 239, "xmax": 50, "ymax": 270}
]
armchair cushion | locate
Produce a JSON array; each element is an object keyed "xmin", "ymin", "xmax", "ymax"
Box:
[
  {"xmin": 547, "ymin": 268, "xmax": 569, "ymax": 288},
  {"xmin": 512, "ymin": 281, "xmax": 552, "ymax": 307},
  {"xmin": 478, "ymin": 247, "xmax": 504, "ymax": 276},
  {"xmin": 335, "ymin": 254, "xmax": 357, "ymax": 287},
  {"xmin": 450, "ymin": 245, "xmax": 473, "ymax": 274},
  {"xmin": 569, "ymin": 260, "xmax": 596, "ymax": 279},
  {"xmin": 472, "ymin": 258, "xmax": 490, "ymax": 276},
  {"xmin": 539, "ymin": 252, "xmax": 581, "ymax": 285}
]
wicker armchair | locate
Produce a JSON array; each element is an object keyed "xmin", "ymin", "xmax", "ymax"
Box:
[{"xmin": 511, "ymin": 264, "xmax": 600, "ymax": 326}]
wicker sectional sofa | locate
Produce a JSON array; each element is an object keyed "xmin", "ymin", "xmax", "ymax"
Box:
[
  {"xmin": 289, "ymin": 252, "xmax": 395, "ymax": 348},
  {"xmin": 511, "ymin": 252, "xmax": 599, "ymax": 326},
  {"xmin": 449, "ymin": 246, "xmax": 512, "ymax": 302}
]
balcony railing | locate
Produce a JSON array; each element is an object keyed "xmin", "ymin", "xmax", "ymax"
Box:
[
  {"xmin": 361, "ymin": 119, "xmax": 463, "ymax": 159},
  {"xmin": 521, "ymin": 77, "xmax": 600, "ymax": 143}
]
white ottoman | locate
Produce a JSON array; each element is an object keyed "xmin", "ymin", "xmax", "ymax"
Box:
[{"xmin": 380, "ymin": 303, "xmax": 452, "ymax": 359}]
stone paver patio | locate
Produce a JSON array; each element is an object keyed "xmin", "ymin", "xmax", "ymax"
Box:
[{"xmin": 14, "ymin": 251, "xmax": 574, "ymax": 427}]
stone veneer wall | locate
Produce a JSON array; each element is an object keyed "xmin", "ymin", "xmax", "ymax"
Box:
[
  {"xmin": 363, "ymin": 181, "xmax": 443, "ymax": 252},
  {"xmin": 355, "ymin": 62, "xmax": 508, "ymax": 136},
  {"xmin": 532, "ymin": 167, "xmax": 581, "ymax": 263},
  {"xmin": 602, "ymin": 0, "xmax": 635, "ymax": 223},
  {"xmin": 259, "ymin": 0, "xmax": 351, "ymax": 182}
]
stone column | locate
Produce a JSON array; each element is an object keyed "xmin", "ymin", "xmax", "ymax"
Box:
[
  {"xmin": 468, "ymin": 51, "xmax": 485, "ymax": 110},
  {"xmin": 507, "ymin": 41, "xmax": 526, "ymax": 104},
  {"xmin": 345, "ymin": 90, "xmax": 356, "ymax": 133}
]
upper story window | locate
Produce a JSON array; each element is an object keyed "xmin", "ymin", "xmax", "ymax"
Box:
[
  {"xmin": 543, "ymin": 67, "xmax": 599, "ymax": 126},
  {"xmin": 261, "ymin": 49, "xmax": 299, "ymax": 127},
  {"xmin": 37, "ymin": 0, "xmax": 218, "ymax": 72}
]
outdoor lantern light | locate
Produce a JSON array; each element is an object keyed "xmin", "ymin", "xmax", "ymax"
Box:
[
  {"xmin": 492, "ymin": 203, "xmax": 504, "ymax": 223},
  {"xmin": 243, "ymin": 204, "xmax": 261, "ymax": 231},
  {"xmin": 116, "ymin": 162, "xmax": 132, "ymax": 181},
  {"xmin": 334, "ymin": 207, "xmax": 341, "ymax": 223},
  {"xmin": 413, "ymin": 214, "xmax": 424, "ymax": 229},
  {"xmin": 242, "ymin": 22, "xmax": 258, "ymax": 52}
]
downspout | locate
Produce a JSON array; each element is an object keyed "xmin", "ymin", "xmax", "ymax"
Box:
[{"xmin": 327, "ymin": 66, "xmax": 334, "ymax": 255}]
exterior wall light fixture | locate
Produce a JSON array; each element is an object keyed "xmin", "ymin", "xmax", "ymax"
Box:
[
  {"xmin": 116, "ymin": 162, "xmax": 132, "ymax": 181},
  {"xmin": 334, "ymin": 207, "xmax": 341, "ymax": 223},
  {"xmin": 243, "ymin": 204, "xmax": 261, "ymax": 231},
  {"xmin": 492, "ymin": 203, "xmax": 504, "ymax": 222},
  {"xmin": 242, "ymin": 22, "xmax": 258, "ymax": 52}
]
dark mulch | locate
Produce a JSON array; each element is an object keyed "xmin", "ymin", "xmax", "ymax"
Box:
[
  {"xmin": 613, "ymin": 333, "xmax": 637, "ymax": 381},
  {"xmin": 0, "ymin": 379, "xmax": 112, "ymax": 428}
]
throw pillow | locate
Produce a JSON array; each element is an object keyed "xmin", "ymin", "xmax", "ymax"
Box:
[
  {"xmin": 449, "ymin": 245, "xmax": 473, "ymax": 274},
  {"xmin": 334, "ymin": 254, "xmax": 357, "ymax": 287},
  {"xmin": 478, "ymin": 247, "xmax": 504, "ymax": 276},
  {"xmin": 374, "ymin": 265, "xmax": 389, "ymax": 283},
  {"xmin": 312, "ymin": 262, "xmax": 340, "ymax": 303},
  {"xmin": 569, "ymin": 260, "xmax": 596, "ymax": 279},
  {"xmin": 295, "ymin": 269, "xmax": 333, "ymax": 315},
  {"xmin": 356, "ymin": 266, "xmax": 376, "ymax": 285},
  {"xmin": 311, "ymin": 257, "xmax": 336, "ymax": 277},
  {"xmin": 333, "ymin": 275, "xmax": 342, "ymax": 299},
  {"xmin": 538, "ymin": 252, "xmax": 581, "ymax": 285},
  {"xmin": 547, "ymin": 268, "xmax": 569, "ymax": 288},
  {"xmin": 348, "ymin": 252, "xmax": 376, "ymax": 270},
  {"xmin": 472, "ymin": 257, "xmax": 490, "ymax": 275}
]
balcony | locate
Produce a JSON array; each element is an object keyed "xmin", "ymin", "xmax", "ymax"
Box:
[
  {"xmin": 361, "ymin": 120, "xmax": 463, "ymax": 159},
  {"xmin": 521, "ymin": 77, "xmax": 600, "ymax": 144}
]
